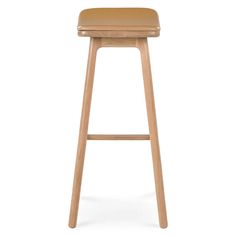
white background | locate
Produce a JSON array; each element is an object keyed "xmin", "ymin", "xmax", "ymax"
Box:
[{"xmin": 0, "ymin": 0, "xmax": 236, "ymax": 235}]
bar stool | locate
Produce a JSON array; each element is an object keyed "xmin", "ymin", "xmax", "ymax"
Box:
[{"xmin": 69, "ymin": 8, "xmax": 168, "ymax": 229}]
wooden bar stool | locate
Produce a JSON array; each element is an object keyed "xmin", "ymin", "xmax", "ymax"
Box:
[{"xmin": 69, "ymin": 8, "xmax": 168, "ymax": 229}]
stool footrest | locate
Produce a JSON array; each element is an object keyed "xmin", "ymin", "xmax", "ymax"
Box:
[{"xmin": 87, "ymin": 134, "xmax": 150, "ymax": 140}]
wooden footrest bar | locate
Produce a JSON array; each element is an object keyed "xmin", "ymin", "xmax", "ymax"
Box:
[{"xmin": 87, "ymin": 134, "xmax": 150, "ymax": 140}]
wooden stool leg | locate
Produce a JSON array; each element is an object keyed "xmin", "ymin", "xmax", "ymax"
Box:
[
  {"xmin": 69, "ymin": 37, "xmax": 100, "ymax": 228},
  {"xmin": 137, "ymin": 38, "xmax": 168, "ymax": 228}
]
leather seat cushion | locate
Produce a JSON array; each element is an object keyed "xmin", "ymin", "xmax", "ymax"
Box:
[{"xmin": 78, "ymin": 8, "xmax": 160, "ymax": 37}]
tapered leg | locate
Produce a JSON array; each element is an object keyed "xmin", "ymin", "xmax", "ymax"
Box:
[
  {"xmin": 137, "ymin": 38, "xmax": 168, "ymax": 228},
  {"xmin": 69, "ymin": 37, "xmax": 100, "ymax": 228}
]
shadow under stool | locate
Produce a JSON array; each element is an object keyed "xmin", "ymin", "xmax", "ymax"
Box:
[{"xmin": 69, "ymin": 8, "xmax": 168, "ymax": 229}]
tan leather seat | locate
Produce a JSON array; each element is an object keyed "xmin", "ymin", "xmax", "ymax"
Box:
[{"xmin": 78, "ymin": 8, "xmax": 160, "ymax": 38}]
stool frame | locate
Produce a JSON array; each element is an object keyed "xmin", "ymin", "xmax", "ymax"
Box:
[{"xmin": 69, "ymin": 37, "xmax": 167, "ymax": 229}]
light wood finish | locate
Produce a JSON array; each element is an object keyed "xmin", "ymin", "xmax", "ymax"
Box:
[
  {"xmin": 137, "ymin": 38, "xmax": 167, "ymax": 228},
  {"xmin": 78, "ymin": 8, "xmax": 160, "ymax": 38},
  {"xmin": 69, "ymin": 37, "xmax": 100, "ymax": 228},
  {"xmin": 100, "ymin": 38, "xmax": 137, "ymax": 47},
  {"xmin": 87, "ymin": 134, "xmax": 150, "ymax": 140},
  {"xmin": 69, "ymin": 37, "xmax": 167, "ymax": 228}
]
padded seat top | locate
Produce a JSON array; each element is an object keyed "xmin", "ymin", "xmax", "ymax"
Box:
[{"xmin": 78, "ymin": 8, "xmax": 160, "ymax": 38}]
